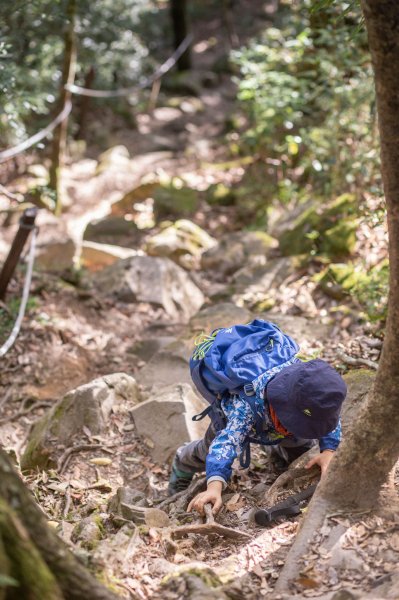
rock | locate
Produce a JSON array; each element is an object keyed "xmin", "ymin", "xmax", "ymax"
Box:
[
  {"xmin": 189, "ymin": 303, "xmax": 252, "ymax": 333},
  {"xmin": 34, "ymin": 213, "xmax": 76, "ymax": 272},
  {"xmin": 110, "ymin": 181, "xmax": 159, "ymax": 216},
  {"xmin": 231, "ymin": 257, "xmax": 299, "ymax": 310},
  {"xmin": 131, "ymin": 383, "xmax": 208, "ymax": 462},
  {"xmin": 128, "ymin": 336, "xmax": 176, "ymax": 362},
  {"xmin": 108, "ymin": 487, "xmax": 148, "ymax": 519},
  {"xmin": 71, "ymin": 515, "xmax": 105, "ymax": 550},
  {"xmin": 21, "ymin": 373, "xmax": 140, "ymax": 471},
  {"xmin": 80, "ymin": 241, "xmax": 139, "ymax": 271},
  {"xmin": 278, "ymin": 194, "xmax": 358, "ymax": 257},
  {"xmin": 341, "ymin": 370, "xmax": 375, "ymax": 434},
  {"xmin": 83, "ymin": 215, "xmax": 142, "ymax": 248},
  {"xmin": 153, "ymin": 178, "xmax": 199, "ymax": 219},
  {"xmin": 92, "ymin": 256, "xmax": 204, "ymax": 321},
  {"xmin": 95, "ymin": 145, "xmax": 131, "ymax": 174},
  {"xmin": 138, "ymin": 338, "xmax": 193, "ymax": 389},
  {"xmin": 201, "ymin": 231, "xmax": 278, "ymax": 278},
  {"xmin": 145, "ymin": 219, "xmax": 216, "ymax": 268}
]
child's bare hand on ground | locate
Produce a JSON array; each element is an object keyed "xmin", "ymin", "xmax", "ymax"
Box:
[
  {"xmin": 187, "ymin": 480, "xmax": 223, "ymax": 515},
  {"xmin": 306, "ymin": 449, "xmax": 335, "ymax": 478}
]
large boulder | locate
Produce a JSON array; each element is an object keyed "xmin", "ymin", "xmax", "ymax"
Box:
[
  {"xmin": 83, "ymin": 215, "xmax": 143, "ymax": 248},
  {"xmin": 201, "ymin": 231, "xmax": 278, "ymax": 278},
  {"xmin": 110, "ymin": 181, "xmax": 159, "ymax": 216},
  {"xmin": 145, "ymin": 219, "xmax": 216, "ymax": 269},
  {"xmin": 137, "ymin": 338, "xmax": 193, "ymax": 389},
  {"xmin": 21, "ymin": 373, "xmax": 140, "ymax": 471},
  {"xmin": 131, "ymin": 383, "xmax": 208, "ymax": 463},
  {"xmin": 92, "ymin": 256, "xmax": 204, "ymax": 321},
  {"xmin": 95, "ymin": 145, "xmax": 131, "ymax": 175},
  {"xmin": 80, "ymin": 241, "xmax": 139, "ymax": 271}
]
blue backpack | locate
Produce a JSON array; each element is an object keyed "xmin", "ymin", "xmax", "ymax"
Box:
[{"xmin": 190, "ymin": 319, "xmax": 299, "ymax": 466}]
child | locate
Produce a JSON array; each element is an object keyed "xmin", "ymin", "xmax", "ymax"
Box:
[{"xmin": 168, "ymin": 320, "xmax": 347, "ymax": 515}]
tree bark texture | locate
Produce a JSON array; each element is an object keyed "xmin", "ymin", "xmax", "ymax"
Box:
[
  {"xmin": 0, "ymin": 450, "xmax": 119, "ymax": 600},
  {"xmin": 276, "ymin": 1, "xmax": 399, "ymax": 590},
  {"xmin": 49, "ymin": 0, "xmax": 77, "ymax": 214},
  {"xmin": 170, "ymin": 0, "xmax": 191, "ymax": 70}
]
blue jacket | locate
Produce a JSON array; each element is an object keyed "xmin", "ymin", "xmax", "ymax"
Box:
[{"xmin": 206, "ymin": 361, "xmax": 341, "ymax": 486}]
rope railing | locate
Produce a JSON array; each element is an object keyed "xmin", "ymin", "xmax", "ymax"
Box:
[
  {"xmin": 66, "ymin": 33, "xmax": 193, "ymax": 98},
  {"xmin": 0, "ymin": 34, "xmax": 193, "ymax": 162},
  {"xmin": 0, "ymin": 101, "xmax": 72, "ymax": 163}
]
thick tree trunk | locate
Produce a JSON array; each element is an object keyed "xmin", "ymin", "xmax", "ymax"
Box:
[
  {"xmin": 48, "ymin": 0, "xmax": 77, "ymax": 215},
  {"xmin": 276, "ymin": 0, "xmax": 399, "ymax": 590},
  {"xmin": 170, "ymin": 0, "xmax": 191, "ymax": 70},
  {"xmin": 0, "ymin": 450, "xmax": 119, "ymax": 600}
]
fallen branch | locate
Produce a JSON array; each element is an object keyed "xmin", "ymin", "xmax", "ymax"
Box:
[
  {"xmin": 337, "ymin": 350, "xmax": 378, "ymax": 371},
  {"xmin": 0, "ymin": 400, "xmax": 52, "ymax": 425},
  {"xmin": 57, "ymin": 444, "xmax": 103, "ymax": 475},
  {"xmin": 171, "ymin": 504, "xmax": 251, "ymax": 542}
]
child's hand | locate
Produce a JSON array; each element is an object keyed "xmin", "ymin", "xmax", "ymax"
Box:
[
  {"xmin": 187, "ymin": 480, "xmax": 223, "ymax": 515},
  {"xmin": 305, "ymin": 449, "xmax": 335, "ymax": 478}
]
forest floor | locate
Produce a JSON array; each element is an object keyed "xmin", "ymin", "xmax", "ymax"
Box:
[{"xmin": 0, "ymin": 1, "xmax": 398, "ymax": 599}]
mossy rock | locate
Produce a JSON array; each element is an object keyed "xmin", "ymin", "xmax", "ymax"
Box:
[
  {"xmin": 321, "ymin": 219, "xmax": 358, "ymax": 256},
  {"xmin": 315, "ymin": 263, "xmax": 366, "ymax": 300},
  {"xmin": 206, "ymin": 183, "xmax": 236, "ymax": 206},
  {"xmin": 110, "ymin": 182, "xmax": 159, "ymax": 216},
  {"xmin": 279, "ymin": 193, "xmax": 358, "ymax": 257},
  {"xmin": 153, "ymin": 179, "xmax": 199, "ymax": 219}
]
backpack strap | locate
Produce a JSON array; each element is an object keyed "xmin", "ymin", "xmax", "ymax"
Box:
[{"xmin": 192, "ymin": 395, "xmax": 227, "ymax": 432}]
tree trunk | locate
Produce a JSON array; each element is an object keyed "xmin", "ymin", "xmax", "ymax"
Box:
[
  {"xmin": 48, "ymin": 0, "xmax": 77, "ymax": 215},
  {"xmin": 75, "ymin": 66, "xmax": 95, "ymax": 140},
  {"xmin": 276, "ymin": 0, "xmax": 399, "ymax": 590},
  {"xmin": 170, "ymin": 0, "xmax": 191, "ymax": 70},
  {"xmin": 0, "ymin": 450, "xmax": 119, "ymax": 600}
]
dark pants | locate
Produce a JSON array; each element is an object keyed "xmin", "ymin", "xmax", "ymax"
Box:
[{"xmin": 174, "ymin": 423, "xmax": 316, "ymax": 474}]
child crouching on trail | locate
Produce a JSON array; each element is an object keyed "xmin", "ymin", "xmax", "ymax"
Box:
[{"xmin": 168, "ymin": 319, "xmax": 347, "ymax": 515}]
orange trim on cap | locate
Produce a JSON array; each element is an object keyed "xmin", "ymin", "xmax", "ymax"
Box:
[{"xmin": 269, "ymin": 404, "xmax": 291, "ymax": 436}]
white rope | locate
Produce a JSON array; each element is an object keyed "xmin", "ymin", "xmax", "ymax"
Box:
[
  {"xmin": 0, "ymin": 101, "xmax": 72, "ymax": 163},
  {"xmin": 66, "ymin": 33, "xmax": 193, "ymax": 98},
  {"xmin": 0, "ymin": 227, "xmax": 37, "ymax": 358}
]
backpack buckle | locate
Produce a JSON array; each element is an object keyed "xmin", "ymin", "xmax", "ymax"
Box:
[{"xmin": 243, "ymin": 383, "xmax": 255, "ymax": 396}]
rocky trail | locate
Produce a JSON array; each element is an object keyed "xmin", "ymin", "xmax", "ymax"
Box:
[{"xmin": 1, "ymin": 2, "xmax": 398, "ymax": 599}]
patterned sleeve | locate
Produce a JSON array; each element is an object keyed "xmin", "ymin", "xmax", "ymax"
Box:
[
  {"xmin": 205, "ymin": 395, "xmax": 255, "ymax": 484},
  {"xmin": 319, "ymin": 419, "xmax": 342, "ymax": 451}
]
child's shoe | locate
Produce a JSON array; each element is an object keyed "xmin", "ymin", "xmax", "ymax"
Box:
[{"xmin": 168, "ymin": 461, "xmax": 194, "ymax": 495}]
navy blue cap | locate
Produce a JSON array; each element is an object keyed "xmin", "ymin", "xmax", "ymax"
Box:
[{"xmin": 266, "ymin": 359, "xmax": 346, "ymax": 439}]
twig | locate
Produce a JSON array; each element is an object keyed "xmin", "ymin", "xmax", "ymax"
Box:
[
  {"xmin": 0, "ymin": 401, "xmax": 52, "ymax": 425},
  {"xmin": 62, "ymin": 486, "xmax": 72, "ymax": 518},
  {"xmin": 337, "ymin": 350, "xmax": 378, "ymax": 371},
  {"xmin": 57, "ymin": 443, "xmax": 103, "ymax": 475}
]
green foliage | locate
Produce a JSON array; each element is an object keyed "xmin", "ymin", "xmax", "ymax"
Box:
[
  {"xmin": 233, "ymin": 0, "xmax": 381, "ymax": 203},
  {"xmin": 0, "ymin": 0, "xmax": 164, "ymax": 144}
]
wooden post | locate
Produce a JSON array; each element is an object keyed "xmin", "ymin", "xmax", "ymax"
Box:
[
  {"xmin": 0, "ymin": 207, "xmax": 38, "ymax": 301},
  {"xmin": 48, "ymin": 0, "xmax": 77, "ymax": 215}
]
